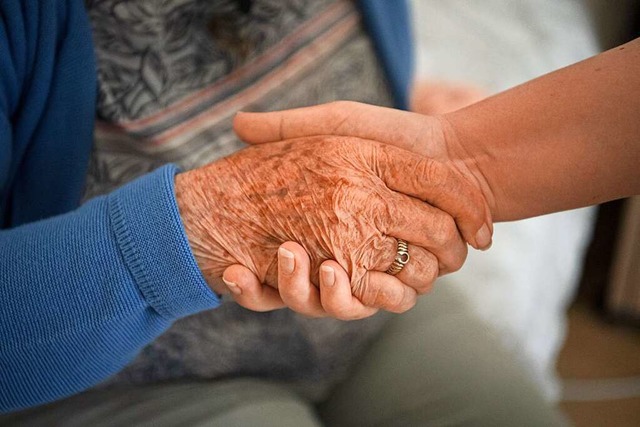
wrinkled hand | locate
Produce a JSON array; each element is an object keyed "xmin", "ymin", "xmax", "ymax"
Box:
[
  {"xmin": 232, "ymin": 101, "xmax": 495, "ymax": 213},
  {"xmin": 176, "ymin": 134, "xmax": 490, "ymax": 317},
  {"xmin": 222, "ymin": 101, "xmax": 496, "ymax": 318}
]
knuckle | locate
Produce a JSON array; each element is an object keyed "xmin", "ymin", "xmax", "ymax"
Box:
[
  {"xmin": 361, "ymin": 192, "xmax": 392, "ymax": 232},
  {"xmin": 416, "ymin": 158, "xmax": 442, "ymax": 186},
  {"xmin": 416, "ymin": 276, "xmax": 436, "ymax": 295},
  {"xmin": 426, "ymin": 258, "xmax": 439, "ymax": 284},
  {"xmin": 352, "ymin": 273, "xmax": 377, "ymax": 307},
  {"xmin": 390, "ymin": 288, "xmax": 416, "ymax": 313},
  {"xmin": 415, "ymin": 283, "xmax": 434, "ymax": 296},
  {"xmin": 447, "ymin": 244, "xmax": 468, "ymax": 273},
  {"xmin": 385, "ymin": 288, "xmax": 406, "ymax": 312},
  {"xmin": 432, "ymin": 213, "xmax": 458, "ymax": 246},
  {"xmin": 376, "ymin": 237, "xmax": 397, "ymax": 270},
  {"xmin": 414, "ymin": 259, "xmax": 438, "ymax": 294},
  {"xmin": 359, "ymin": 274, "xmax": 405, "ymax": 312}
]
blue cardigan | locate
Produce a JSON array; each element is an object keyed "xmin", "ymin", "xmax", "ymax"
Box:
[{"xmin": 0, "ymin": 0, "xmax": 413, "ymax": 412}]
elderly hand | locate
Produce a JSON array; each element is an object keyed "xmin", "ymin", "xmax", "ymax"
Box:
[
  {"xmin": 222, "ymin": 101, "xmax": 496, "ymax": 318},
  {"xmin": 232, "ymin": 101, "xmax": 495, "ymax": 216},
  {"xmin": 176, "ymin": 134, "xmax": 490, "ymax": 318}
]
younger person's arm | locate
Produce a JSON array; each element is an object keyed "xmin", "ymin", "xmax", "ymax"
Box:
[
  {"xmin": 443, "ymin": 37, "xmax": 640, "ymax": 221},
  {"xmin": 233, "ymin": 37, "xmax": 640, "ymax": 221}
]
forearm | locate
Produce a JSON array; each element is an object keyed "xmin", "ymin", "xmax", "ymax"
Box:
[
  {"xmin": 0, "ymin": 166, "xmax": 219, "ymax": 412},
  {"xmin": 443, "ymin": 38, "xmax": 640, "ymax": 221}
]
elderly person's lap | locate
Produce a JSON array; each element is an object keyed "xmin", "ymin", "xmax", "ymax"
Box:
[{"xmin": 2, "ymin": 285, "xmax": 567, "ymax": 427}]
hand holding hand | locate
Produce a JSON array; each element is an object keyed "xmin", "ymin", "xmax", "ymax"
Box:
[
  {"xmin": 232, "ymin": 101, "xmax": 496, "ymax": 228},
  {"xmin": 222, "ymin": 241, "xmax": 377, "ymax": 319},
  {"xmin": 222, "ymin": 101, "xmax": 496, "ymax": 318},
  {"xmin": 176, "ymin": 134, "xmax": 490, "ymax": 317}
]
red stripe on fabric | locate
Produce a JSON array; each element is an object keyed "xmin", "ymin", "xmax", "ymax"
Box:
[
  {"xmin": 148, "ymin": 14, "xmax": 359, "ymax": 146},
  {"xmin": 111, "ymin": 1, "xmax": 352, "ymax": 132}
]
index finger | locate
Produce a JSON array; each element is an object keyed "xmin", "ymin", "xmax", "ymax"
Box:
[{"xmin": 233, "ymin": 101, "xmax": 436, "ymax": 156}]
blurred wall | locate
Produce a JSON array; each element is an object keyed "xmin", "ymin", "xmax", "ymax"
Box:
[{"xmin": 583, "ymin": 0, "xmax": 638, "ymax": 48}]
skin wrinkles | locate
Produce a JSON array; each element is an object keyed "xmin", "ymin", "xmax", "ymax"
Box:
[
  {"xmin": 200, "ymin": 35, "xmax": 640, "ymax": 312},
  {"xmin": 176, "ymin": 135, "xmax": 469, "ymax": 307},
  {"xmin": 233, "ymin": 103, "xmax": 494, "ymax": 249}
]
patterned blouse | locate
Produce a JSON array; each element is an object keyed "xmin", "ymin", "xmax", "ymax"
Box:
[{"xmin": 86, "ymin": 0, "xmax": 394, "ymax": 401}]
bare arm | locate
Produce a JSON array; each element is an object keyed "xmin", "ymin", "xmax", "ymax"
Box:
[
  {"xmin": 235, "ymin": 38, "xmax": 640, "ymax": 223},
  {"xmin": 443, "ymin": 38, "xmax": 640, "ymax": 221}
]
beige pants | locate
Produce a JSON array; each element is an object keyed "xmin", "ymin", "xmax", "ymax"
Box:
[{"xmin": 2, "ymin": 286, "xmax": 568, "ymax": 427}]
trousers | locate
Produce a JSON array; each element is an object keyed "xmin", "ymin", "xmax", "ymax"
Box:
[{"xmin": 2, "ymin": 285, "xmax": 568, "ymax": 426}]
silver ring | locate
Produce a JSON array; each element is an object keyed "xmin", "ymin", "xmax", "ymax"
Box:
[{"xmin": 386, "ymin": 239, "xmax": 410, "ymax": 276}]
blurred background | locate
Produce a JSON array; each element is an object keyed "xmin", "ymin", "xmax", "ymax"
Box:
[{"xmin": 410, "ymin": 1, "xmax": 639, "ymax": 425}]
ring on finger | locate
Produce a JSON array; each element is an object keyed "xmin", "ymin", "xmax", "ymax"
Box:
[{"xmin": 385, "ymin": 238, "xmax": 410, "ymax": 276}]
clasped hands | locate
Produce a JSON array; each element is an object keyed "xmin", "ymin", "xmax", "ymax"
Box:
[{"xmin": 175, "ymin": 102, "xmax": 495, "ymax": 320}]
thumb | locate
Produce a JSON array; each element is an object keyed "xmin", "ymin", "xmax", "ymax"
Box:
[{"xmin": 233, "ymin": 101, "xmax": 432, "ymax": 154}]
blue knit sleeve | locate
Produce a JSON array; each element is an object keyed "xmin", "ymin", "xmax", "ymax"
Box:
[{"xmin": 0, "ymin": 165, "xmax": 220, "ymax": 413}]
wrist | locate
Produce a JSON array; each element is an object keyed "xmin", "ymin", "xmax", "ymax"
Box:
[
  {"xmin": 436, "ymin": 112, "xmax": 499, "ymax": 222},
  {"xmin": 175, "ymin": 168, "xmax": 232, "ymax": 294}
]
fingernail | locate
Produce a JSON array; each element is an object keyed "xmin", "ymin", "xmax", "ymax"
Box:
[
  {"xmin": 320, "ymin": 266, "xmax": 335, "ymax": 287},
  {"xmin": 475, "ymin": 223, "xmax": 492, "ymax": 250},
  {"xmin": 279, "ymin": 247, "xmax": 295, "ymax": 274},
  {"xmin": 222, "ymin": 277, "xmax": 242, "ymax": 295}
]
